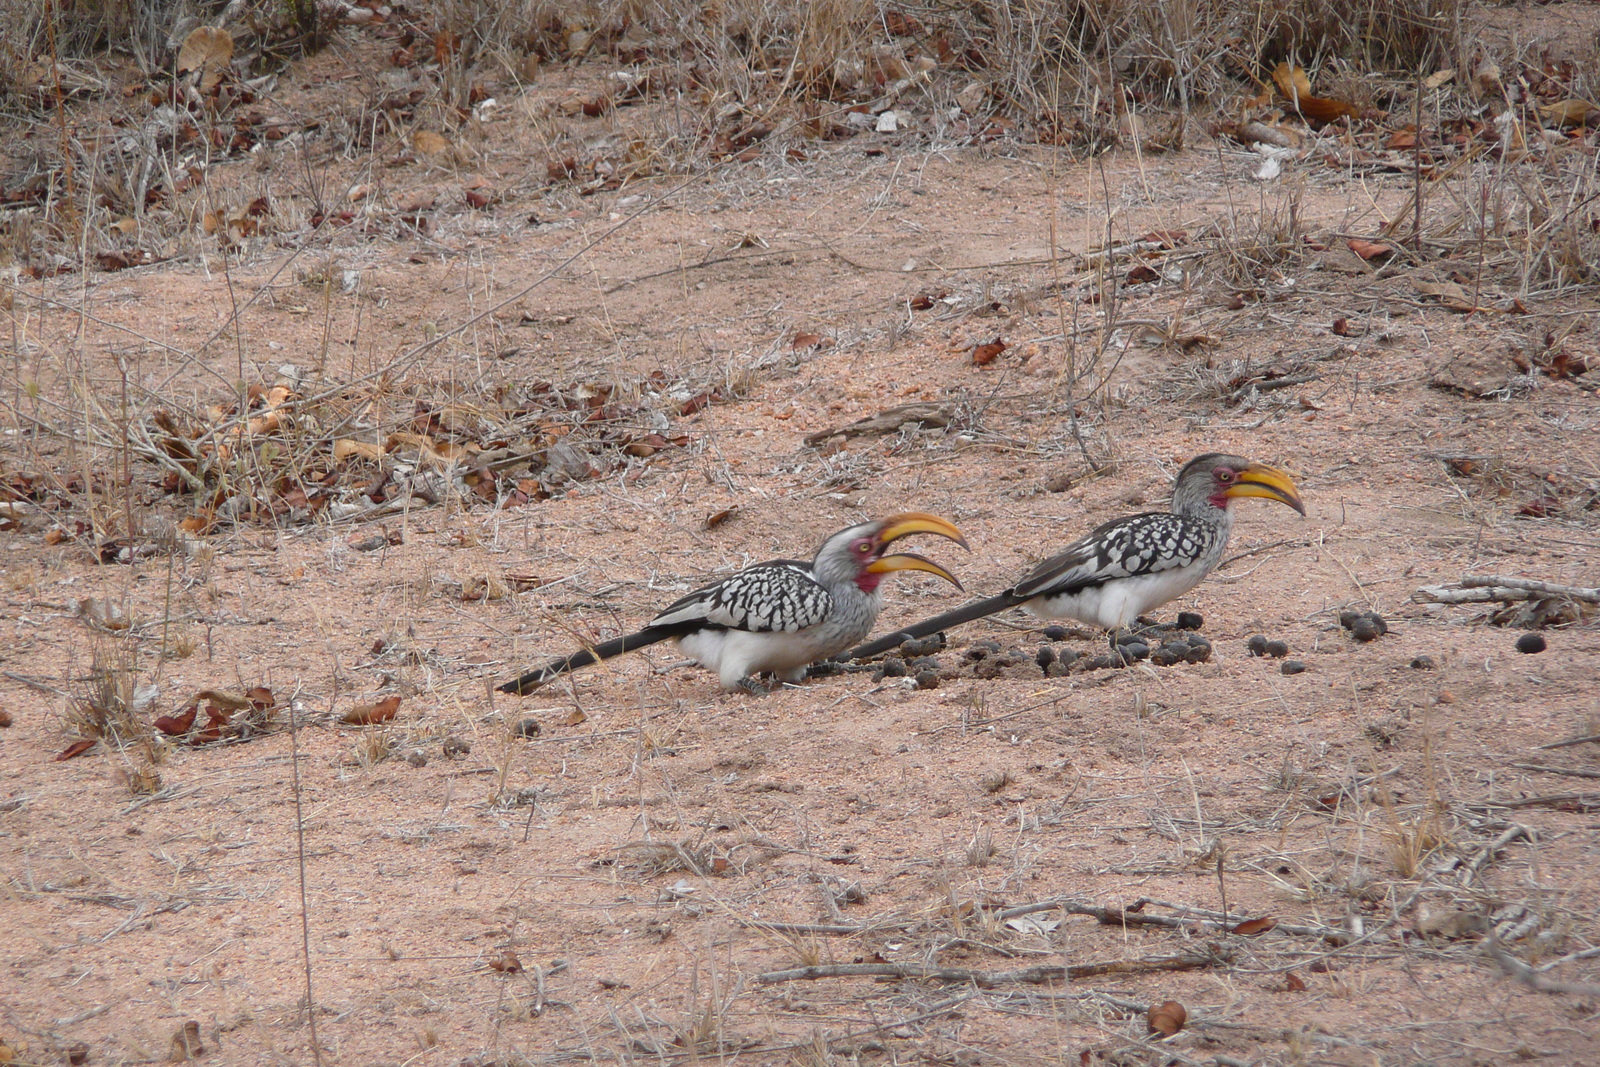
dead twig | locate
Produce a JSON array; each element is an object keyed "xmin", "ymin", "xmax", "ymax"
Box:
[
  {"xmin": 1455, "ymin": 822, "xmax": 1533, "ymax": 886},
  {"xmin": 1465, "ymin": 794, "xmax": 1600, "ymax": 812},
  {"xmin": 803, "ymin": 403, "xmax": 954, "ymax": 447},
  {"xmin": 1415, "ymin": 575, "xmax": 1600, "ymax": 604},
  {"xmin": 1487, "ymin": 935, "xmax": 1600, "ymax": 996},
  {"xmin": 1460, "ymin": 575, "xmax": 1600, "ymax": 600},
  {"xmin": 1538, "ymin": 734, "xmax": 1600, "ymax": 751},
  {"xmin": 756, "ymin": 948, "xmax": 1229, "ymax": 986},
  {"xmin": 1511, "ymin": 764, "xmax": 1600, "ymax": 781}
]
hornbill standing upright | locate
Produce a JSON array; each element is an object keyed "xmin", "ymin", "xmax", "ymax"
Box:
[
  {"xmin": 500, "ymin": 513, "xmax": 967, "ymax": 695},
  {"xmin": 846, "ymin": 454, "xmax": 1305, "ymax": 660}
]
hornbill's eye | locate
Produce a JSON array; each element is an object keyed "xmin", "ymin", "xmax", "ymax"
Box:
[
  {"xmin": 1215, "ymin": 468, "xmax": 1235, "ymax": 484},
  {"xmin": 854, "ymin": 540, "xmax": 874, "ymax": 555}
]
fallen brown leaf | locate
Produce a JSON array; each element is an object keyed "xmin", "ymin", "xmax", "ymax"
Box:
[
  {"xmin": 177, "ymin": 26, "xmax": 233, "ymax": 92},
  {"xmin": 1346, "ymin": 238, "xmax": 1393, "ymax": 260},
  {"xmin": 413, "ymin": 129, "xmax": 454, "ymax": 158},
  {"xmin": 342, "ymin": 695, "xmax": 401, "ymax": 726},
  {"xmin": 489, "ymin": 951, "xmax": 523, "ymax": 973},
  {"xmin": 1231, "ymin": 916, "xmax": 1278, "ymax": 936},
  {"xmin": 56, "ymin": 739, "xmax": 96, "ymax": 761},
  {"xmin": 153, "ymin": 706, "xmax": 198, "ymax": 736},
  {"xmin": 334, "ymin": 439, "xmax": 386, "ymax": 462},
  {"xmin": 1386, "ymin": 127, "xmax": 1418, "ymax": 151},
  {"xmin": 1539, "ymin": 99, "xmax": 1595, "ymax": 127},
  {"xmin": 168, "ymin": 1020, "xmax": 204, "ymax": 1062},
  {"xmin": 1147, "ymin": 1000, "xmax": 1187, "ymax": 1037},
  {"xmin": 1413, "ymin": 277, "xmax": 1476, "ymax": 312},
  {"xmin": 1271, "ymin": 62, "xmax": 1312, "ymax": 101},
  {"xmin": 1296, "ymin": 95, "xmax": 1359, "ymax": 124},
  {"xmin": 971, "ymin": 339, "xmax": 1007, "ymax": 366}
]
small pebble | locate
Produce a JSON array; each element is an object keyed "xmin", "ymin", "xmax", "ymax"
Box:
[
  {"xmin": 881, "ymin": 657, "xmax": 907, "ymax": 677},
  {"xmin": 1246, "ymin": 635, "xmax": 1269, "ymax": 657},
  {"xmin": 1041, "ymin": 625, "xmax": 1069, "ymax": 642},
  {"xmin": 914, "ymin": 669, "xmax": 940, "ymax": 690},
  {"xmin": 1036, "ymin": 646, "xmax": 1056, "ymax": 669},
  {"xmin": 513, "ymin": 718, "xmax": 541, "ymax": 739},
  {"xmin": 1437, "ymin": 689, "xmax": 1456, "ymax": 704},
  {"xmin": 1176, "ymin": 611, "xmax": 1204, "ymax": 630},
  {"xmin": 1281, "ymin": 659, "xmax": 1307, "ymax": 675},
  {"xmin": 1265, "ymin": 640, "xmax": 1290, "ymax": 658},
  {"xmin": 1515, "ymin": 633, "xmax": 1546, "ymax": 654},
  {"xmin": 1411, "ymin": 655, "xmax": 1436, "ymax": 670}
]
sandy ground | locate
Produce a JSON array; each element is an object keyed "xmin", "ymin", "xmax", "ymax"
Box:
[{"xmin": 3, "ymin": 13, "xmax": 1600, "ymax": 1067}]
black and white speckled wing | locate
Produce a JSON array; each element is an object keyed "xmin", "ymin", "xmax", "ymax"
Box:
[
  {"xmin": 651, "ymin": 560, "xmax": 835, "ymax": 634},
  {"xmin": 1012, "ymin": 513, "xmax": 1220, "ymax": 599}
]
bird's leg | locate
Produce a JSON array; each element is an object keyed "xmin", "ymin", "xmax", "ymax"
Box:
[{"xmin": 736, "ymin": 676, "xmax": 773, "ymax": 697}]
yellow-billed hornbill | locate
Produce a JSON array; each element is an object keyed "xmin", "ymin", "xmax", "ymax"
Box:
[
  {"xmin": 500, "ymin": 513, "xmax": 966, "ymax": 695},
  {"xmin": 846, "ymin": 454, "xmax": 1304, "ymax": 660}
]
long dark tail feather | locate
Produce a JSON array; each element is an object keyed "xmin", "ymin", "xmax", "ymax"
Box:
[
  {"xmin": 846, "ymin": 592, "xmax": 1024, "ymax": 661},
  {"xmin": 498, "ymin": 623, "xmax": 687, "ymax": 694}
]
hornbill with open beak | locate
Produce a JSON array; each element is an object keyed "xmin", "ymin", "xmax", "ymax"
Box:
[{"xmin": 500, "ymin": 513, "xmax": 967, "ymax": 694}]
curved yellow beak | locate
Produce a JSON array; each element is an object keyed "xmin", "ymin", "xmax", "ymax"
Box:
[
  {"xmin": 864, "ymin": 552, "xmax": 964, "ymax": 590},
  {"xmin": 875, "ymin": 512, "xmax": 969, "ymax": 551},
  {"xmin": 1226, "ymin": 464, "xmax": 1306, "ymax": 515}
]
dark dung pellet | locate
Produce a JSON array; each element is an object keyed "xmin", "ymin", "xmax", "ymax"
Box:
[
  {"xmin": 1515, "ymin": 633, "xmax": 1547, "ymax": 654},
  {"xmin": 1351, "ymin": 618, "xmax": 1383, "ymax": 642},
  {"xmin": 1281, "ymin": 660, "xmax": 1307, "ymax": 675},
  {"xmin": 1246, "ymin": 635, "xmax": 1269, "ymax": 657},
  {"xmin": 1265, "ymin": 640, "xmax": 1290, "ymax": 658}
]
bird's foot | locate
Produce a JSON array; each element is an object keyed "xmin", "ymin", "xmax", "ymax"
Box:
[
  {"xmin": 736, "ymin": 676, "xmax": 773, "ymax": 697},
  {"xmin": 1127, "ymin": 613, "xmax": 1204, "ymax": 642}
]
